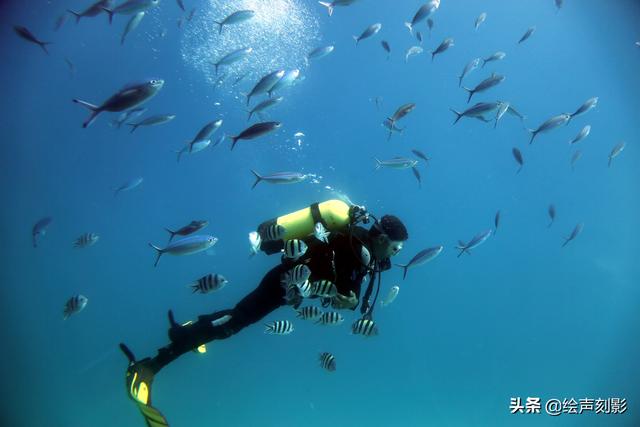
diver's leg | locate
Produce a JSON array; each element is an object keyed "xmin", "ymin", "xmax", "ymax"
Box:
[{"xmin": 145, "ymin": 263, "xmax": 290, "ymax": 373}]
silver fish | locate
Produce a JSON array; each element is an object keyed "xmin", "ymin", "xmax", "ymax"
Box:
[
  {"xmin": 475, "ymin": 12, "xmax": 487, "ymax": 30},
  {"xmin": 405, "ymin": 46, "xmax": 424, "ymax": 63},
  {"xmin": 249, "ymin": 231, "xmax": 262, "ymax": 256},
  {"xmin": 405, "ymin": 1, "xmax": 440, "ymax": 34},
  {"xmin": 214, "ymin": 10, "xmax": 255, "ymax": 34},
  {"xmin": 269, "ymin": 70, "xmax": 300, "ymax": 96},
  {"xmin": 177, "ymin": 140, "xmax": 210, "ymax": 162},
  {"xmin": 111, "ymin": 107, "xmax": 147, "ymax": 128},
  {"xmin": 555, "ymin": 0, "xmax": 564, "ymax": 11},
  {"xmin": 297, "ymin": 306, "xmax": 323, "ymax": 321},
  {"xmin": 375, "ymin": 157, "xmax": 418, "ymax": 170},
  {"xmin": 314, "ymin": 222, "xmax": 330, "ymax": 243},
  {"xmin": 54, "ymin": 14, "xmax": 68, "ymax": 31},
  {"xmin": 32, "ymin": 217, "xmax": 53, "ymax": 248},
  {"xmin": 148, "ymin": 235, "xmax": 218, "ymax": 267},
  {"xmin": 230, "ymin": 122, "xmax": 281, "ymax": 150},
  {"xmin": 569, "ymin": 125, "xmax": 591, "ymax": 145},
  {"xmin": 318, "ymin": 0, "xmax": 359, "ymax": 17},
  {"xmin": 214, "ymin": 47, "xmax": 252, "ymax": 75},
  {"xmin": 281, "ymin": 264, "xmax": 312, "ymax": 287},
  {"xmin": 246, "ymin": 70, "xmax": 285, "ymax": 105},
  {"xmin": 431, "ymin": 37, "xmax": 454, "ymax": 62},
  {"xmin": 68, "ymin": 0, "xmax": 113, "ymax": 23},
  {"xmin": 316, "ymin": 311, "xmax": 344, "ymax": 325},
  {"xmin": 381, "ymin": 40, "xmax": 391, "ymax": 57},
  {"xmin": 412, "ymin": 167, "xmax": 422, "ymax": 188},
  {"xmin": 251, "ymin": 170, "xmax": 306, "ymax": 189},
  {"xmin": 128, "ymin": 114, "xmax": 175, "ymax": 133},
  {"xmin": 319, "ymin": 352, "xmax": 336, "ymax": 371},
  {"xmin": 427, "ymin": 18, "xmax": 434, "ymax": 37},
  {"xmin": 411, "ymin": 149, "xmax": 430, "ymax": 163},
  {"xmin": 562, "ymin": 223, "xmax": 584, "ymax": 248},
  {"xmin": 190, "ymin": 273, "xmax": 228, "ymax": 294},
  {"xmin": 570, "ymin": 150, "xmax": 582, "ymax": 171},
  {"xmin": 458, "ymin": 57, "xmax": 481, "ymax": 87},
  {"xmin": 395, "ymin": 246, "xmax": 443, "ymax": 279},
  {"xmin": 494, "ymin": 210, "xmax": 501, "ymax": 234},
  {"xmin": 463, "ymin": 73, "xmax": 505, "ymax": 103},
  {"xmin": 608, "ymin": 142, "xmax": 626, "ymax": 168},
  {"xmin": 14, "ymin": 26, "xmax": 51, "ymax": 54},
  {"xmin": 189, "ymin": 119, "xmax": 222, "ymax": 151},
  {"xmin": 353, "ymin": 23, "xmax": 382, "ymax": 45},
  {"xmin": 388, "ymin": 103, "xmax": 416, "ymax": 123},
  {"xmin": 352, "ymin": 318, "xmax": 378, "ymax": 337},
  {"xmin": 494, "ymin": 101, "xmax": 510, "ymax": 128},
  {"xmin": 113, "ymin": 177, "xmax": 143, "ymax": 196},
  {"xmin": 381, "ymin": 285, "xmax": 399, "ymax": 307},
  {"xmin": 569, "ymin": 97, "xmax": 598, "ymax": 121},
  {"xmin": 416, "ymin": 31, "xmax": 423, "ymax": 44},
  {"xmin": 103, "ymin": 0, "xmax": 159, "ymax": 24},
  {"xmin": 264, "ymin": 320, "xmax": 294, "ymax": 335},
  {"xmin": 308, "ymin": 45, "xmax": 335, "ymax": 60},
  {"xmin": 518, "ymin": 26, "xmax": 536, "ymax": 44},
  {"xmin": 74, "ymin": 232, "xmax": 100, "ymax": 248},
  {"xmin": 548, "ymin": 204, "xmax": 556, "ymax": 228},
  {"xmin": 528, "ymin": 114, "xmax": 571, "ymax": 144},
  {"xmin": 73, "ymin": 79, "xmax": 164, "ymax": 128},
  {"xmin": 247, "ymin": 97, "xmax": 283, "ymax": 121},
  {"xmin": 456, "ymin": 229, "xmax": 492, "ymax": 257},
  {"xmin": 512, "ymin": 147, "xmax": 524, "ymax": 173},
  {"xmin": 482, "ymin": 51, "xmax": 506, "ymax": 68},
  {"xmin": 187, "ymin": 8, "xmax": 196, "ymax": 21},
  {"xmin": 63, "ymin": 295, "xmax": 88, "ymax": 320},
  {"xmin": 450, "ymin": 102, "xmax": 499, "ymax": 125},
  {"xmin": 165, "ymin": 220, "xmax": 209, "ymax": 242},
  {"xmin": 176, "ymin": 0, "xmax": 185, "ymax": 11},
  {"xmin": 121, "ymin": 11, "xmax": 144, "ymax": 45},
  {"xmin": 283, "ymin": 239, "xmax": 308, "ymax": 260}
]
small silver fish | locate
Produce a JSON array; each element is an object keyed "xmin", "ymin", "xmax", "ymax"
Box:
[
  {"xmin": 451, "ymin": 102, "xmax": 499, "ymax": 125},
  {"xmin": 353, "ymin": 23, "xmax": 382, "ymax": 45},
  {"xmin": 518, "ymin": 26, "xmax": 536, "ymax": 44},
  {"xmin": 412, "ymin": 167, "xmax": 421, "ymax": 188},
  {"xmin": 314, "ymin": 222, "xmax": 330, "ymax": 243},
  {"xmin": 214, "ymin": 47, "xmax": 253, "ymax": 75},
  {"xmin": 231, "ymin": 122, "xmax": 282, "ymax": 150},
  {"xmin": 512, "ymin": 147, "xmax": 524, "ymax": 173},
  {"xmin": 381, "ymin": 285, "xmax": 399, "ymax": 307},
  {"xmin": 250, "ymin": 170, "xmax": 307, "ymax": 189},
  {"xmin": 351, "ymin": 318, "xmax": 378, "ymax": 337},
  {"xmin": 214, "ymin": 9, "xmax": 255, "ymax": 34},
  {"xmin": 482, "ymin": 51, "xmax": 506, "ymax": 68},
  {"xmin": 458, "ymin": 57, "xmax": 481, "ymax": 87},
  {"xmin": 63, "ymin": 294, "xmax": 88, "ymax": 320},
  {"xmin": 32, "ymin": 217, "xmax": 52, "ymax": 248},
  {"xmin": 569, "ymin": 125, "xmax": 591, "ymax": 145},
  {"xmin": 548, "ymin": 204, "xmax": 556, "ymax": 228},
  {"xmin": 283, "ymin": 239, "xmax": 308, "ymax": 260},
  {"xmin": 74, "ymin": 232, "xmax": 100, "ymax": 248},
  {"xmin": 494, "ymin": 101, "xmax": 510, "ymax": 128},
  {"xmin": 570, "ymin": 150, "xmax": 582, "ymax": 171},
  {"xmin": 14, "ymin": 26, "xmax": 52, "ymax": 54},
  {"xmin": 405, "ymin": 46, "xmax": 423, "ymax": 63},
  {"xmin": 528, "ymin": 114, "xmax": 571, "ymax": 144},
  {"xmin": 318, "ymin": 0, "xmax": 359, "ymax": 17},
  {"xmin": 264, "ymin": 320, "xmax": 294, "ymax": 335},
  {"xmin": 475, "ymin": 12, "xmax": 487, "ymax": 30},
  {"xmin": 121, "ymin": 11, "xmax": 144, "ymax": 45},
  {"xmin": 463, "ymin": 73, "xmax": 505, "ymax": 103},
  {"xmin": 431, "ymin": 37, "xmax": 454, "ymax": 62},
  {"xmin": 395, "ymin": 246, "xmax": 443, "ymax": 279},
  {"xmin": 361, "ymin": 245, "xmax": 371, "ymax": 267},
  {"xmin": 308, "ymin": 45, "xmax": 335, "ymax": 60},
  {"xmin": 319, "ymin": 352, "xmax": 336, "ymax": 371},
  {"xmin": 127, "ymin": 114, "xmax": 175, "ymax": 133},
  {"xmin": 374, "ymin": 157, "xmax": 418, "ymax": 170},
  {"xmin": 190, "ymin": 273, "xmax": 228, "ymax": 294},
  {"xmin": 562, "ymin": 223, "xmax": 584, "ymax": 248},
  {"xmin": 113, "ymin": 177, "xmax": 143, "ymax": 197},
  {"xmin": 608, "ymin": 142, "xmax": 626, "ymax": 168},
  {"xmin": 246, "ymin": 71, "xmax": 285, "ymax": 106},
  {"xmin": 456, "ymin": 229, "xmax": 492, "ymax": 257},
  {"xmin": 148, "ymin": 235, "xmax": 218, "ymax": 267},
  {"xmin": 569, "ymin": 97, "xmax": 598, "ymax": 122}
]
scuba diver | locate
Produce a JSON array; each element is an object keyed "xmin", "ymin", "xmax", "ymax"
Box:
[{"xmin": 119, "ymin": 200, "xmax": 408, "ymax": 426}]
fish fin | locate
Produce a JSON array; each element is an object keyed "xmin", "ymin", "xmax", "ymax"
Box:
[
  {"xmin": 72, "ymin": 99, "xmax": 100, "ymax": 128},
  {"xmin": 561, "ymin": 237, "xmax": 570, "ymax": 248},
  {"xmin": 250, "ymin": 169, "xmax": 262, "ymax": 189},
  {"xmin": 449, "ymin": 108, "xmax": 463, "ymax": 125},
  {"xmin": 175, "ymin": 149, "xmax": 184, "ymax": 163},
  {"xmin": 230, "ymin": 136, "xmax": 239, "ymax": 151},
  {"xmin": 461, "ymin": 87, "xmax": 473, "ymax": 103},
  {"xmin": 352, "ymin": 36, "xmax": 359, "ymax": 45},
  {"xmin": 213, "ymin": 21, "xmax": 222, "ymax": 34},
  {"xmin": 394, "ymin": 264, "xmax": 408, "ymax": 280},
  {"xmin": 527, "ymin": 128, "xmax": 536, "ymax": 144},
  {"xmin": 374, "ymin": 158, "xmax": 382, "ymax": 171},
  {"xmin": 264, "ymin": 323, "xmax": 273, "ymax": 333},
  {"xmin": 190, "ymin": 283, "xmax": 199, "ymax": 293},
  {"xmin": 164, "ymin": 228, "xmax": 176, "ymax": 242},
  {"xmin": 457, "ymin": 75, "xmax": 462, "ymax": 87},
  {"xmin": 127, "ymin": 123, "xmax": 138, "ymax": 133},
  {"xmin": 39, "ymin": 42, "xmax": 52, "ymax": 55},
  {"xmin": 67, "ymin": 9, "xmax": 81, "ymax": 23},
  {"xmin": 607, "ymin": 156, "xmax": 612, "ymax": 168},
  {"xmin": 148, "ymin": 243, "xmax": 163, "ymax": 267},
  {"xmin": 404, "ymin": 22, "xmax": 413, "ymax": 35},
  {"xmin": 246, "ymin": 109, "xmax": 253, "ymax": 121},
  {"xmin": 318, "ymin": 1, "xmax": 334, "ymax": 16},
  {"xmin": 481, "ymin": 59, "xmax": 486, "ymax": 68},
  {"xmin": 431, "ymin": 52, "xmax": 435, "ymax": 62},
  {"xmin": 102, "ymin": 7, "xmax": 113, "ymax": 24},
  {"xmin": 516, "ymin": 165, "xmax": 522, "ymax": 174}
]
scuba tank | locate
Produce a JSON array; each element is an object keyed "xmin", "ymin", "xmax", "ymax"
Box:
[{"xmin": 256, "ymin": 199, "xmax": 352, "ymax": 254}]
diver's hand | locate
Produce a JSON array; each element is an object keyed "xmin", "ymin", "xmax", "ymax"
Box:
[{"xmin": 331, "ymin": 291, "xmax": 358, "ymax": 310}]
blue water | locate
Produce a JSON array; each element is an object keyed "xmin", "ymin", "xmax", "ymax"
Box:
[{"xmin": 1, "ymin": 0, "xmax": 639, "ymax": 426}]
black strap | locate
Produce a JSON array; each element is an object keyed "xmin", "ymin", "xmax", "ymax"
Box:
[{"xmin": 309, "ymin": 202, "xmax": 328, "ymax": 229}]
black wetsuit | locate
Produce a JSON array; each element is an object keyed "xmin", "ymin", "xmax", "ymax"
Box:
[{"xmin": 148, "ymin": 227, "xmax": 380, "ymax": 373}]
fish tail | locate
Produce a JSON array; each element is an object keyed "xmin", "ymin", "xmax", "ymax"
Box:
[
  {"xmin": 318, "ymin": 1, "xmax": 334, "ymax": 16},
  {"xmin": 246, "ymin": 110, "xmax": 253, "ymax": 121},
  {"xmin": 264, "ymin": 323, "xmax": 274, "ymax": 333},
  {"xmin": 175, "ymin": 149, "xmax": 184, "ymax": 163},
  {"xmin": 607, "ymin": 156, "xmax": 612, "ymax": 168},
  {"xmin": 72, "ymin": 99, "xmax": 100, "ymax": 128},
  {"xmin": 67, "ymin": 10, "xmax": 82, "ymax": 23},
  {"xmin": 164, "ymin": 228, "xmax": 176, "ymax": 242},
  {"xmin": 516, "ymin": 165, "xmax": 522, "ymax": 175},
  {"xmin": 190, "ymin": 283, "xmax": 199, "ymax": 293},
  {"xmin": 102, "ymin": 7, "xmax": 114, "ymax": 24},
  {"xmin": 250, "ymin": 170, "xmax": 262, "ymax": 189},
  {"xmin": 431, "ymin": 52, "xmax": 435, "ymax": 62},
  {"xmin": 457, "ymin": 75, "xmax": 462, "ymax": 87},
  {"xmin": 394, "ymin": 264, "xmax": 408, "ymax": 280},
  {"xmin": 481, "ymin": 59, "xmax": 486, "ymax": 68},
  {"xmin": 450, "ymin": 108, "xmax": 463, "ymax": 125},
  {"xmin": 230, "ymin": 136, "xmax": 239, "ymax": 151},
  {"xmin": 374, "ymin": 158, "xmax": 382, "ymax": 170},
  {"xmin": 148, "ymin": 243, "xmax": 163, "ymax": 267},
  {"xmin": 127, "ymin": 123, "xmax": 138, "ymax": 133},
  {"xmin": 528, "ymin": 129, "xmax": 537, "ymax": 144},
  {"xmin": 213, "ymin": 21, "xmax": 222, "ymax": 34},
  {"xmin": 39, "ymin": 42, "xmax": 52, "ymax": 55},
  {"xmin": 462, "ymin": 87, "xmax": 473, "ymax": 103},
  {"xmin": 352, "ymin": 36, "xmax": 359, "ymax": 45},
  {"xmin": 561, "ymin": 237, "xmax": 570, "ymax": 248},
  {"xmin": 403, "ymin": 22, "xmax": 413, "ymax": 35}
]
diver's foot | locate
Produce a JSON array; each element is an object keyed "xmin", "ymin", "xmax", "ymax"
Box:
[
  {"xmin": 167, "ymin": 309, "xmax": 192, "ymax": 344},
  {"xmin": 120, "ymin": 343, "xmax": 156, "ymax": 405}
]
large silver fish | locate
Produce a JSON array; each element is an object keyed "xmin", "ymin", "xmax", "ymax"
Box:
[
  {"xmin": 456, "ymin": 229, "xmax": 492, "ymax": 257},
  {"xmin": 73, "ymin": 79, "xmax": 164, "ymax": 128},
  {"xmin": 214, "ymin": 10, "xmax": 255, "ymax": 34},
  {"xmin": 32, "ymin": 217, "xmax": 52, "ymax": 248},
  {"xmin": 251, "ymin": 171, "xmax": 307, "ymax": 189},
  {"xmin": 405, "ymin": 1, "xmax": 440, "ymax": 34},
  {"xmin": 308, "ymin": 45, "xmax": 335, "ymax": 60},
  {"xmin": 113, "ymin": 177, "xmax": 143, "ymax": 196},
  {"xmin": 463, "ymin": 73, "xmax": 505, "ymax": 103},
  {"xmin": 431, "ymin": 37, "xmax": 454, "ymax": 62},
  {"xmin": 395, "ymin": 246, "xmax": 443, "ymax": 279},
  {"xmin": 149, "ymin": 235, "xmax": 218, "ymax": 267},
  {"xmin": 102, "ymin": 0, "xmax": 159, "ymax": 24},
  {"xmin": 458, "ymin": 57, "xmax": 481, "ymax": 87},
  {"xmin": 450, "ymin": 102, "xmax": 499, "ymax": 125},
  {"xmin": 165, "ymin": 220, "xmax": 209, "ymax": 242},
  {"xmin": 127, "ymin": 114, "xmax": 175, "ymax": 133},
  {"xmin": 353, "ymin": 23, "xmax": 382, "ymax": 45},
  {"xmin": 247, "ymin": 97, "xmax": 283, "ymax": 121},
  {"xmin": 67, "ymin": 0, "xmax": 113, "ymax": 23},
  {"xmin": 214, "ymin": 47, "xmax": 252, "ymax": 75},
  {"xmin": 374, "ymin": 157, "xmax": 418, "ymax": 170},
  {"xmin": 318, "ymin": 0, "xmax": 359, "ymax": 17},
  {"xmin": 230, "ymin": 122, "xmax": 281, "ymax": 150},
  {"xmin": 246, "ymin": 70, "xmax": 285, "ymax": 105},
  {"xmin": 527, "ymin": 113, "xmax": 571, "ymax": 144},
  {"xmin": 14, "ymin": 26, "xmax": 52, "ymax": 54}
]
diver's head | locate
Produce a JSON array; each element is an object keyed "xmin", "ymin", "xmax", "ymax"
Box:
[{"xmin": 368, "ymin": 215, "xmax": 408, "ymax": 260}]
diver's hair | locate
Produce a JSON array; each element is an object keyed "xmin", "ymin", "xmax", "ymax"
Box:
[{"xmin": 370, "ymin": 215, "xmax": 409, "ymax": 241}]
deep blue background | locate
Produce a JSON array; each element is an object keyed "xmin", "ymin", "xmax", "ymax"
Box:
[{"xmin": 0, "ymin": 0, "xmax": 639, "ymax": 426}]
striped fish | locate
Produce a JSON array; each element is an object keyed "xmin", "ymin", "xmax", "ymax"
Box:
[
  {"xmin": 63, "ymin": 294, "xmax": 88, "ymax": 320},
  {"xmin": 296, "ymin": 306, "xmax": 323, "ymax": 320},
  {"xmin": 283, "ymin": 239, "xmax": 308, "ymax": 260},
  {"xmin": 316, "ymin": 311, "xmax": 344, "ymax": 326},
  {"xmin": 281, "ymin": 264, "xmax": 311, "ymax": 287},
  {"xmin": 74, "ymin": 232, "xmax": 99, "ymax": 248},
  {"xmin": 311, "ymin": 280, "xmax": 337, "ymax": 297},
  {"xmin": 319, "ymin": 352, "xmax": 336, "ymax": 372},
  {"xmin": 263, "ymin": 224, "xmax": 286, "ymax": 241},
  {"xmin": 352, "ymin": 318, "xmax": 378, "ymax": 337},
  {"xmin": 297, "ymin": 280, "xmax": 313, "ymax": 297},
  {"xmin": 264, "ymin": 320, "xmax": 294, "ymax": 335},
  {"xmin": 190, "ymin": 273, "xmax": 228, "ymax": 294}
]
